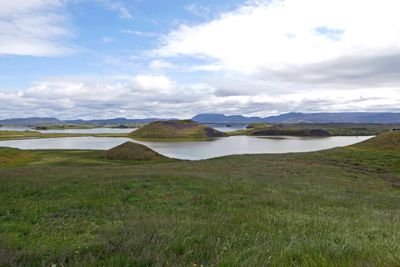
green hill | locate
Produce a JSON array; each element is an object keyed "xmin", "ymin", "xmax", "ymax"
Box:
[
  {"xmin": 103, "ymin": 142, "xmax": 168, "ymax": 161},
  {"xmin": 129, "ymin": 120, "xmax": 227, "ymax": 139},
  {"xmin": 352, "ymin": 131, "xmax": 400, "ymax": 152}
]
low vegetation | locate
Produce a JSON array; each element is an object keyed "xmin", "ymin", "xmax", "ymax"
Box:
[
  {"xmin": 352, "ymin": 131, "xmax": 400, "ymax": 152},
  {"xmin": 103, "ymin": 141, "xmax": 170, "ymax": 161},
  {"xmin": 0, "ymin": 131, "xmax": 45, "ymax": 140},
  {"xmin": 229, "ymin": 124, "xmax": 330, "ymax": 137},
  {"xmin": 130, "ymin": 120, "xmax": 227, "ymax": 140},
  {"xmin": 0, "ymin": 147, "xmax": 33, "ymax": 167},
  {"xmin": 1, "ymin": 132, "xmax": 400, "ymax": 266},
  {"xmin": 250, "ymin": 128, "xmax": 330, "ymax": 137},
  {"xmin": 0, "ymin": 130, "xmax": 129, "ymax": 141},
  {"xmin": 33, "ymin": 125, "xmax": 98, "ymax": 130},
  {"xmin": 229, "ymin": 123, "xmax": 398, "ymax": 137}
]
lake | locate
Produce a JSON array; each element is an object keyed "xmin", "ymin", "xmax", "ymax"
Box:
[
  {"xmin": 0, "ymin": 135, "xmax": 372, "ymax": 160},
  {"xmin": 204, "ymin": 123, "xmax": 248, "ymax": 132}
]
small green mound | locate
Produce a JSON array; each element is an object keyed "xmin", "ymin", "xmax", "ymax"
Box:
[
  {"xmin": 352, "ymin": 131, "xmax": 400, "ymax": 152},
  {"xmin": 103, "ymin": 142, "xmax": 167, "ymax": 161},
  {"xmin": 129, "ymin": 120, "xmax": 227, "ymax": 139}
]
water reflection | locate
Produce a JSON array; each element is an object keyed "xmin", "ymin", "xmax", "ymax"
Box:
[{"xmin": 0, "ymin": 135, "xmax": 372, "ymax": 160}]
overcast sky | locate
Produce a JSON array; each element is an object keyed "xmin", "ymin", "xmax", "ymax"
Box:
[{"xmin": 1, "ymin": 0, "xmax": 400, "ymax": 119}]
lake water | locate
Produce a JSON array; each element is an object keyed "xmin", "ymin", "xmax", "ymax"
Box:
[
  {"xmin": 204, "ymin": 123, "xmax": 248, "ymax": 132},
  {"xmin": 0, "ymin": 135, "xmax": 372, "ymax": 160}
]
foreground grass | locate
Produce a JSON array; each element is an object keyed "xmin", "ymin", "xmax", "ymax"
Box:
[{"xmin": 0, "ymin": 139, "xmax": 400, "ymax": 266}]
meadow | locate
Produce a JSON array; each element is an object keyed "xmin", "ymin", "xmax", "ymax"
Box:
[{"xmin": 0, "ymin": 133, "xmax": 399, "ymax": 266}]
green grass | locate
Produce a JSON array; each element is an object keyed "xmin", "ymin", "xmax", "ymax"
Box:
[
  {"xmin": 0, "ymin": 134, "xmax": 400, "ymax": 266},
  {"xmin": 130, "ymin": 120, "xmax": 227, "ymax": 140}
]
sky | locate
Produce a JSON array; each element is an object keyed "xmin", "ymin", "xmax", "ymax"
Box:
[{"xmin": 1, "ymin": 0, "xmax": 400, "ymax": 119}]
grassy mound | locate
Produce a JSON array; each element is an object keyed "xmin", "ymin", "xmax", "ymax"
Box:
[
  {"xmin": 352, "ymin": 131, "xmax": 400, "ymax": 152},
  {"xmin": 130, "ymin": 120, "xmax": 227, "ymax": 139},
  {"xmin": 103, "ymin": 142, "xmax": 168, "ymax": 161}
]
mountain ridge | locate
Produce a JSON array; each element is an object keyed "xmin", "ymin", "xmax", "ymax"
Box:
[
  {"xmin": 193, "ymin": 112, "xmax": 400, "ymax": 124},
  {"xmin": 1, "ymin": 112, "xmax": 400, "ymax": 126}
]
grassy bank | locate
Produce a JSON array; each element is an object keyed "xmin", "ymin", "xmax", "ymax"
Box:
[
  {"xmin": 229, "ymin": 123, "xmax": 399, "ymax": 136},
  {"xmin": 0, "ymin": 131, "xmax": 129, "ymax": 141},
  {"xmin": 1, "ymin": 134, "xmax": 400, "ymax": 266}
]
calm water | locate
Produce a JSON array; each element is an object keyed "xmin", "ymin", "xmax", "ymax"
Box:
[
  {"xmin": 205, "ymin": 123, "xmax": 248, "ymax": 132},
  {"xmin": 0, "ymin": 135, "xmax": 372, "ymax": 160}
]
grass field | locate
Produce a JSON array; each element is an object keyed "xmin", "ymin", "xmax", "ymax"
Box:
[{"xmin": 0, "ymin": 133, "xmax": 400, "ymax": 266}]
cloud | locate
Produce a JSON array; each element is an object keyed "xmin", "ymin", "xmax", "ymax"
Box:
[
  {"xmin": 97, "ymin": 0, "xmax": 133, "ymax": 19},
  {"xmin": 156, "ymin": 0, "xmax": 400, "ymax": 74},
  {"xmin": 149, "ymin": 60, "xmax": 175, "ymax": 69},
  {"xmin": 185, "ymin": 3, "xmax": 210, "ymax": 18},
  {"xmin": 1, "ymin": 74, "xmax": 400, "ymax": 119},
  {"xmin": 102, "ymin": 37, "xmax": 115, "ymax": 43},
  {"xmin": 1, "ymin": 0, "xmax": 400, "ymax": 118},
  {"xmin": 120, "ymin": 29, "xmax": 159, "ymax": 38},
  {"xmin": 133, "ymin": 75, "xmax": 175, "ymax": 93},
  {"xmin": 140, "ymin": 0, "xmax": 400, "ymax": 116},
  {"xmin": 0, "ymin": 0, "xmax": 74, "ymax": 56}
]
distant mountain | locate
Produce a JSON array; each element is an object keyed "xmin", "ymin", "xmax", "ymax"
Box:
[
  {"xmin": 0, "ymin": 117, "xmax": 62, "ymax": 126},
  {"xmin": 264, "ymin": 112, "xmax": 400, "ymax": 123},
  {"xmin": 1, "ymin": 112, "xmax": 400, "ymax": 126},
  {"xmin": 192, "ymin": 113, "xmax": 400, "ymax": 124}
]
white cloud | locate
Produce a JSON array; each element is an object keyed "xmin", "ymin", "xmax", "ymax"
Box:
[
  {"xmin": 1, "ymin": 0, "xmax": 400, "ymax": 118},
  {"xmin": 1, "ymin": 75, "xmax": 400, "ymax": 119},
  {"xmin": 185, "ymin": 3, "xmax": 210, "ymax": 18},
  {"xmin": 133, "ymin": 75, "xmax": 175, "ymax": 93},
  {"xmin": 120, "ymin": 29, "xmax": 159, "ymax": 38},
  {"xmin": 102, "ymin": 37, "xmax": 114, "ymax": 43},
  {"xmin": 149, "ymin": 59, "xmax": 175, "ymax": 69},
  {"xmin": 0, "ymin": 0, "xmax": 73, "ymax": 56},
  {"xmin": 156, "ymin": 0, "xmax": 400, "ymax": 73},
  {"xmin": 97, "ymin": 0, "xmax": 133, "ymax": 19}
]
